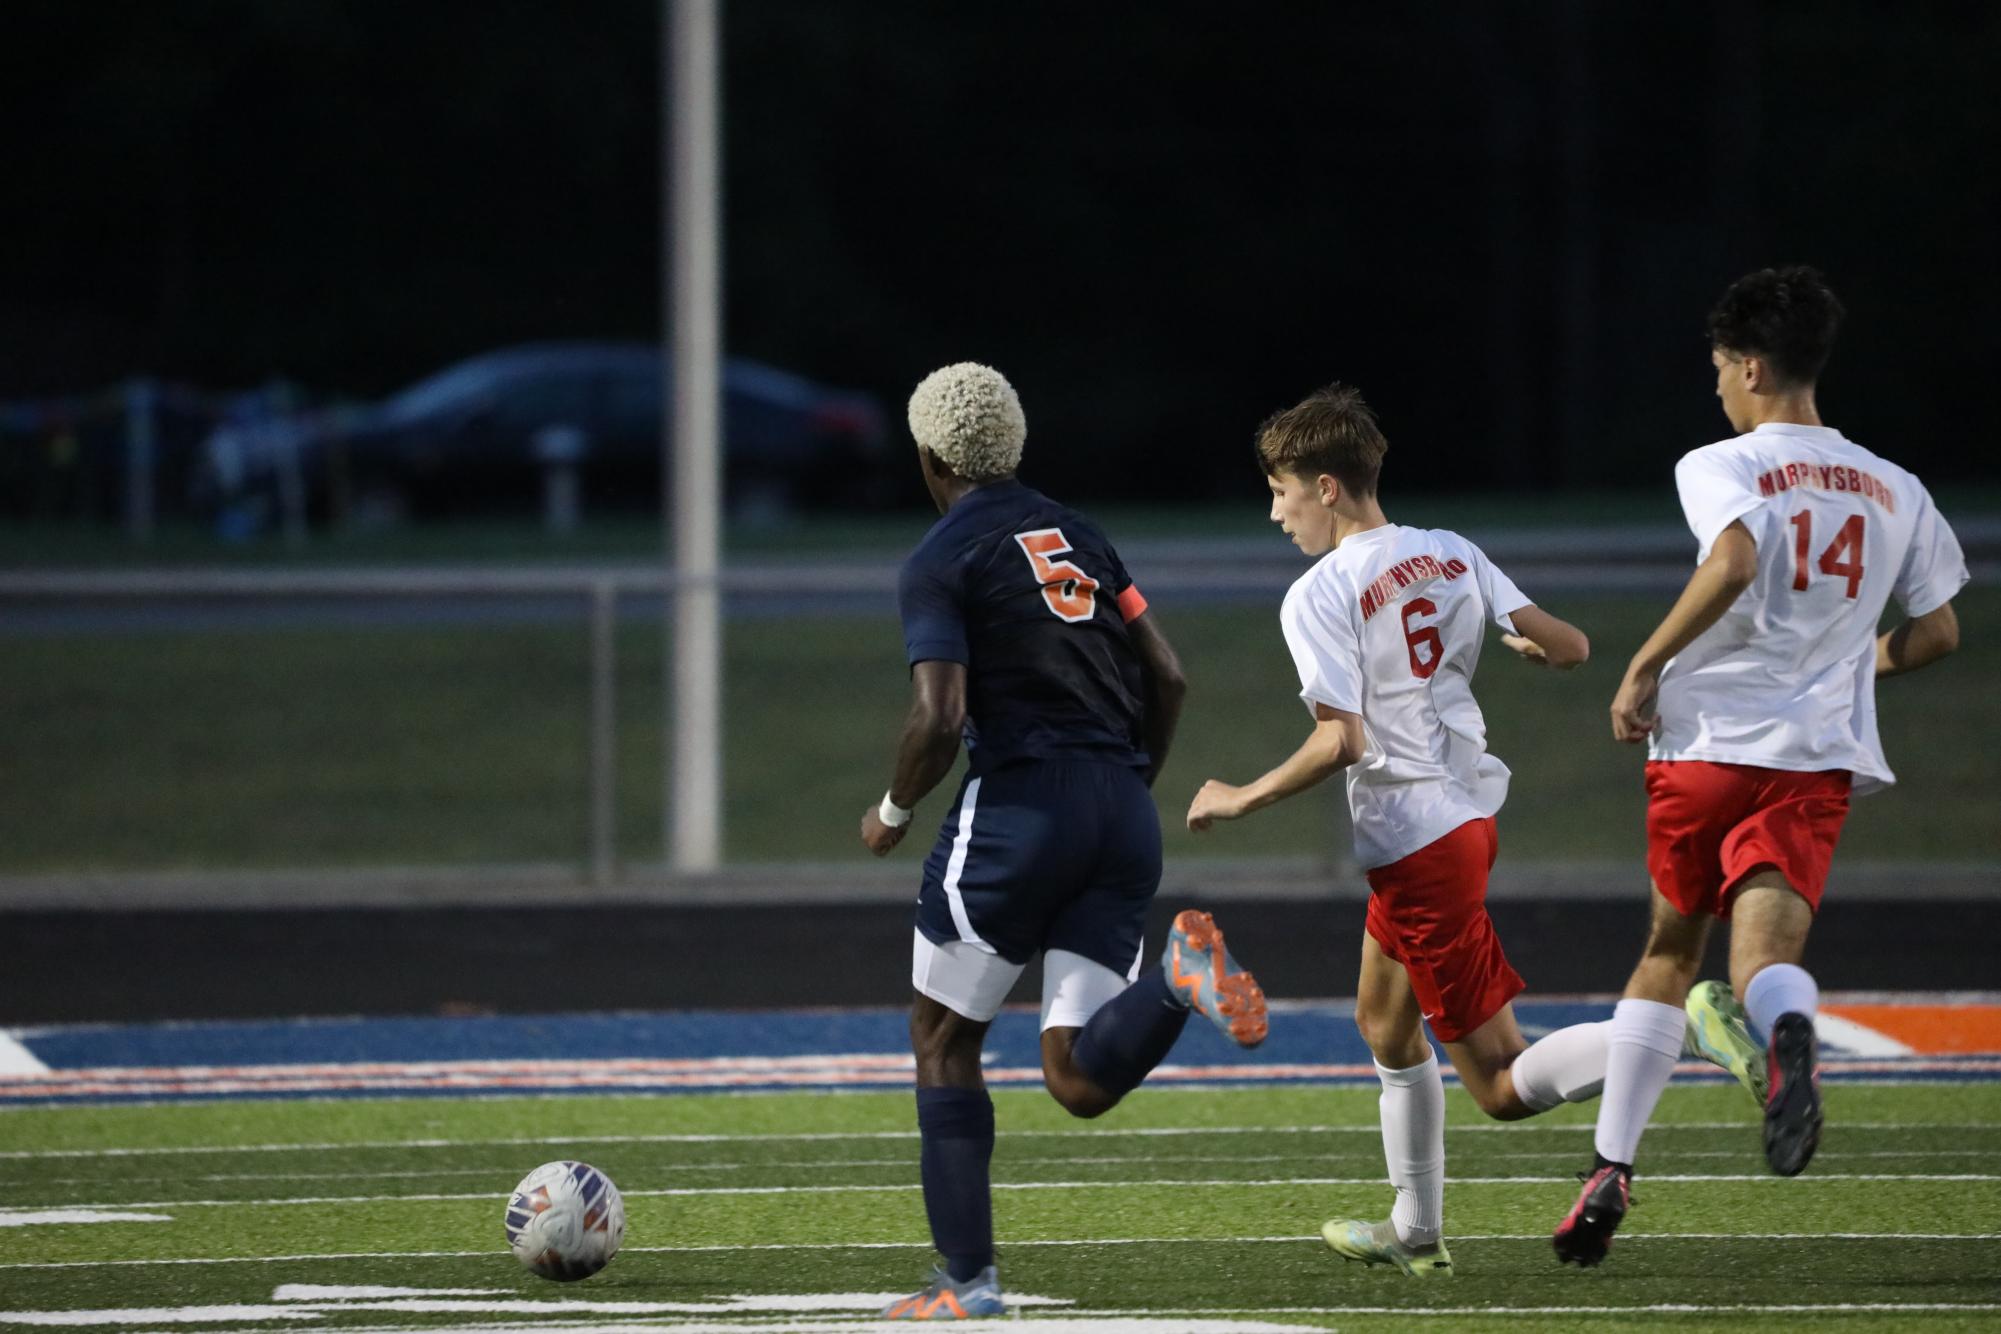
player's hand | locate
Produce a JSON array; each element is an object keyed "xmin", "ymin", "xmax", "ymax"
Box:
[
  {"xmin": 860, "ymin": 806, "xmax": 908, "ymax": 856},
  {"xmin": 1502, "ymin": 634, "xmax": 1550, "ymax": 667},
  {"xmin": 1610, "ymin": 667, "xmax": 1659, "ymax": 743},
  {"xmin": 1187, "ymin": 780, "xmax": 1247, "ymax": 831}
]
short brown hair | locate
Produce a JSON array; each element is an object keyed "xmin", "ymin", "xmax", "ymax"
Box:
[
  {"xmin": 1706, "ymin": 265, "xmax": 1844, "ymax": 388},
  {"xmin": 1254, "ymin": 383, "xmax": 1387, "ymax": 497}
]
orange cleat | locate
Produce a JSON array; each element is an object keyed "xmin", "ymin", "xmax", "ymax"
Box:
[
  {"xmin": 881, "ymin": 1265, "xmax": 1005, "ymax": 1319},
  {"xmin": 1164, "ymin": 909, "xmax": 1269, "ymax": 1048}
]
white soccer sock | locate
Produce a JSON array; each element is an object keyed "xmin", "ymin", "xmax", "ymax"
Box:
[
  {"xmin": 1592, "ymin": 999, "xmax": 1688, "ymax": 1167},
  {"xmin": 1511, "ymin": 1021, "xmax": 1609, "ymax": 1112},
  {"xmin": 1744, "ymin": 963, "xmax": 1819, "ymax": 1042},
  {"xmin": 1375, "ymin": 1053, "xmax": 1445, "ymax": 1246}
]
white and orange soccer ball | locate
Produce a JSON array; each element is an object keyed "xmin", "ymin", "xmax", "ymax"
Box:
[{"xmin": 504, "ymin": 1160, "xmax": 626, "ymax": 1281}]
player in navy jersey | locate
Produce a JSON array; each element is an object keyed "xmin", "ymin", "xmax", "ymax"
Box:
[{"xmin": 860, "ymin": 363, "xmax": 1269, "ymax": 1320}]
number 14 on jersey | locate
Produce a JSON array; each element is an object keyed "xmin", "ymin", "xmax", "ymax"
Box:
[{"xmin": 1789, "ymin": 511, "xmax": 1865, "ymax": 598}]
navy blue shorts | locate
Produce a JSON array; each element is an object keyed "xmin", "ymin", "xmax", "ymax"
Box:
[{"xmin": 916, "ymin": 758, "xmax": 1162, "ymax": 972}]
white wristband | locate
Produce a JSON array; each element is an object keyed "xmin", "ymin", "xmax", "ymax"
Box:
[{"xmin": 878, "ymin": 792, "xmax": 912, "ymax": 828}]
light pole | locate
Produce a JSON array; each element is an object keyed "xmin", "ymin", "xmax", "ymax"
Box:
[{"xmin": 664, "ymin": 0, "xmax": 722, "ymax": 872}]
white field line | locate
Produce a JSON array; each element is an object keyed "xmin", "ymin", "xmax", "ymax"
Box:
[
  {"xmin": 9, "ymin": 1172, "xmax": 1999, "ymax": 1213},
  {"xmin": 0, "ymin": 1167, "xmax": 549, "ymax": 1188},
  {"xmin": 1104, "ymin": 1306, "xmax": 2001, "ymax": 1318},
  {"xmin": 0, "ymin": 1294, "xmax": 1089, "ymax": 1326},
  {"xmin": 215, "ymin": 1324, "xmax": 1291, "ymax": 1334},
  {"xmin": 4, "ymin": 991, "xmax": 1983, "ymax": 1038},
  {"xmin": 3, "ymin": 1144, "xmax": 2000, "ymax": 1192},
  {"xmin": 4, "ymin": 1119, "xmax": 1991, "ymax": 1161},
  {"xmin": 4, "ymin": 1231, "xmax": 1996, "ymax": 1271},
  {"xmin": 197, "ymin": 1311, "xmax": 2001, "ymax": 1334},
  {"xmin": 1, "ymin": 1073, "xmax": 1987, "ymax": 1113},
  {"xmin": 0, "ymin": 1307, "xmax": 323, "ymax": 1327},
  {"xmin": 0, "ymin": 1054, "xmax": 922, "ymax": 1082},
  {"xmin": 0, "ymin": 1210, "xmax": 172, "ymax": 1228},
  {"xmin": 13, "ymin": 1144, "xmax": 1993, "ymax": 1190},
  {"xmin": 6, "ymin": 1056, "xmax": 1994, "ymax": 1099}
]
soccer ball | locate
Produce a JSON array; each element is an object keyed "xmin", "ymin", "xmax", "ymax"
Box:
[{"xmin": 504, "ymin": 1160, "xmax": 626, "ymax": 1281}]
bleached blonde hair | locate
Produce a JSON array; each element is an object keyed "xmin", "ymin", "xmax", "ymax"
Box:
[{"xmin": 906, "ymin": 362, "xmax": 1025, "ymax": 482}]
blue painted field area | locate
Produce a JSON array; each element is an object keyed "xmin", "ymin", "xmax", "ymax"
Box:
[{"xmin": 5, "ymin": 997, "xmax": 1997, "ymax": 1103}]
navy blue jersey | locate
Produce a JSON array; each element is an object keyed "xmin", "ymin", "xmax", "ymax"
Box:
[{"xmin": 897, "ymin": 480, "xmax": 1150, "ymax": 773}]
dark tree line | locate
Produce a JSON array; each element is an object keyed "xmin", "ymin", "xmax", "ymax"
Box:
[{"xmin": 6, "ymin": 1, "xmax": 1996, "ymax": 501}]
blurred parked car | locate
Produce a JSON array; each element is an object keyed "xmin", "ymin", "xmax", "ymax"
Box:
[{"xmin": 197, "ymin": 343, "xmax": 889, "ymax": 528}]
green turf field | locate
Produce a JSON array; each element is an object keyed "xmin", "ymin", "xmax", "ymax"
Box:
[
  {"xmin": 1, "ymin": 1083, "xmax": 1996, "ymax": 1330},
  {"xmin": 1, "ymin": 588, "xmax": 1995, "ymax": 874}
]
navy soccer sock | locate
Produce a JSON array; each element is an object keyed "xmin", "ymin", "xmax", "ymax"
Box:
[
  {"xmin": 915, "ymin": 1086, "xmax": 995, "ymax": 1283},
  {"xmin": 1070, "ymin": 969, "xmax": 1190, "ymax": 1099}
]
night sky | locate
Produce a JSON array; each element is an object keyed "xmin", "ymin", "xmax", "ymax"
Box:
[{"xmin": 6, "ymin": 1, "xmax": 1997, "ymax": 501}]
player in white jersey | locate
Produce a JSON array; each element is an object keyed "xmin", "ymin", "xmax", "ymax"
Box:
[
  {"xmin": 1184, "ymin": 385, "xmax": 1749, "ymax": 1277},
  {"xmin": 1553, "ymin": 266, "xmax": 1968, "ymax": 1266}
]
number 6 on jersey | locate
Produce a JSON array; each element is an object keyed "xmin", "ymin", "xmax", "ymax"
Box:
[
  {"xmin": 1015, "ymin": 528, "xmax": 1100, "ymax": 622},
  {"xmin": 1401, "ymin": 597, "xmax": 1444, "ymax": 679}
]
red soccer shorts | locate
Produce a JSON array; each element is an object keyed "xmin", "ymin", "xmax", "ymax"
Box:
[
  {"xmin": 1644, "ymin": 761, "xmax": 1852, "ymax": 918},
  {"xmin": 1364, "ymin": 816, "xmax": 1523, "ymax": 1042}
]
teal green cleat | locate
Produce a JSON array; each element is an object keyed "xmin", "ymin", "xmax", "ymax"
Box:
[
  {"xmin": 1321, "ymin": 1218, "xmax": 1454, "ymax": 1277},
  {"xmin": 1685, "ymin": 979, "xmax": 1768, "ymax": 1108}
]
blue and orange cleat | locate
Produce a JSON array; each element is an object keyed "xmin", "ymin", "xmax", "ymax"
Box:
[
  {"xmin": 881, "ymin": 1265, "xmax": 1006, "ymax": 1320},
  {"xmin": 1164, "ymin": 909, "xmax": 1268, "ymax": 1047}
]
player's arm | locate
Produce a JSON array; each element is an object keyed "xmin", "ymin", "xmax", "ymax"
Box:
[
  {"xmin": 1879, "ymin": 488, "xmax": 1967, "ymax": 680},
  {"xmin": 1500, "ymin": 605, "xmax": 1590, "ymax": 670},
  {"xmin": 1877, "ymin": 601, "xmax": 1960, "ymax": 678},
  {"xmin": 1186, "ymin": 703, "xmax": 1365, "ymax": 830},
  {"xmin": 1125, "ymin": 609, "xmax": 1188, "ymax": 786},
  {"xmin": 860, "ymin": 660, "xmax": 966, "ymax": 856},
  {"xmin": 1611, "ymin": 520, "xmax": 1758, "ymax": 742}
]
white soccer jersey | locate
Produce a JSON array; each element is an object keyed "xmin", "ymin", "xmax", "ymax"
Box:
[
  {"xmin": 1651, "ymin": 422, "xmax": 1969, "ymax": 793},
  {"xmin": 1279, "ymin": 524, "xmax": 1532, "ymax": 870}
]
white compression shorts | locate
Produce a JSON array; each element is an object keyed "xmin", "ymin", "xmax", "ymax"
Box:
[{"xmin": 910, "ymin": 931, "xmax": 1138, "ymax": 1030}]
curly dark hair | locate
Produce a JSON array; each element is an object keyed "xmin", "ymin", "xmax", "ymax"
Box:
[
  {"xmin": 1254, "ymin": 383, "xmax": 1387, "ymax": 497},
  {"xmin": 1706, "ymin": 265, "xmax": 1845, "ymax": 387}
]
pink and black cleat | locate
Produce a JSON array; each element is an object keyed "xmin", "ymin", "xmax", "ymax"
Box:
[
  {"xmin": 1552, "ymin": 1162, "xmax": 1630, "ymax": 1268},
  {"xmin": 1763, "ymin": 1012, "xmax": 1823, "ymax": 1177}
]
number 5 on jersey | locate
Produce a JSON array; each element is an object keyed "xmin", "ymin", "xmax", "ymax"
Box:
[{"xmin": 1015, "ymin": 528, "xmax": 1099, "ymax": 622}]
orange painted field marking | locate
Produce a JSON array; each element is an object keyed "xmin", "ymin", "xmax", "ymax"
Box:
[{"xmin": 1821, "ymin": 1004, "xmax": 2001, "ymax": 1055}]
